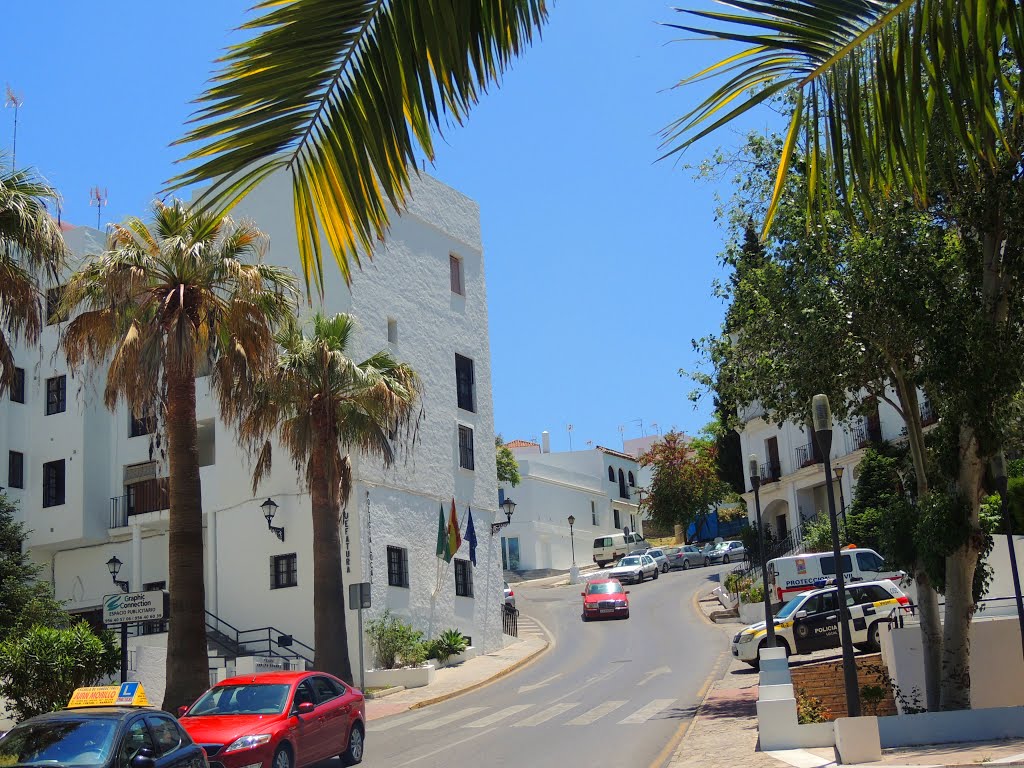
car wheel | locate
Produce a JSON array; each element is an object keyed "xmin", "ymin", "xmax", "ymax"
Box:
[
  {"xmin": 622, "ymin": 611, "xmax": 629, "ymax": 619},
  {"xmin": 582, "ymin": 614, "xmax": 590, "ymax": 622},
  {"xmin": 341, "ymin": 722, "xmax": 364, "ymax": 766},
  {"xmin": 637, "ymin": 571, "xmax": 644, "ymax": 583},
  {"xmin": 866, "ymin": 621, "xmax": 881, "ymax": 652},
  {"xmin": 661, "ymin": 564, "xmax": 668, "ymax": 573},
  {"xmin": 272, "ymin": 745, "xmax": 293, "ymax": 768},
  {"xmin": 723, "ymin": 554, "xmax": 731, "ymax": 564},
  {"xmin": 653, "ymin": 569, "xmax": 659, "ymax": 580},
  {"xmin": 682, "ymin": 560, "xmax": 690, "ymax": 570},
  {"xmin": 704, "ymin": 558, "xmax": 711, "ymax": 567}
]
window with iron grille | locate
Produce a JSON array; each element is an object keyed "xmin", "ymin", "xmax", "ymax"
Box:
[
  {"xmin": 11, "ymin": 367, "xmax": 25, "ymax": 404},
  {"xmin": 46, "ymin": 286, "xmax": 65, "ymax": 325},
  {"xmin": 270, "ymin": 554, "xmax": 298, "ymax": 589},
  {"xmin": 8, "ymin": 451, "xmax": 24, "ymax": 489},
  {"xmin": 46, "ymin": 376, "xmax": 66, "ymax": 415},
  {"xmin": 449, "ymin": 254, "xmax": 464, "ymax": 295},
  {"xmin": 613, "ymin": 509, "xmax": 621, "ymax": 529},
  {"xmin": 387, "ymin": 318, "xmax": 398, "ymax": 344},
  {"xmin": 141, "ymin": 581, "xmax": 167, "ymax": 634},
  {"xmin": 387, "ymin": 546, "xmax": 409, "ymax": 588},
  {"xmin": 591, "ymin": 500, "xmax": 598, "ymax": 526},
  {"xmin": 454, "ymin": 558, "xmax": 473, "ymax": 597},
  {"xmin": 458, "ymin": 425, "xmax": 475, "ymax": 471},
  {"xmin": 43, "ymin": 459, "xmax": 65, "ymax": 507},
  {"xmin": 455, "ymin": 354, "xmax": 475, "ymax": 412},
  {"xmin": 130, "ymin": 407, "xmax": 157, "ymax": 437}
]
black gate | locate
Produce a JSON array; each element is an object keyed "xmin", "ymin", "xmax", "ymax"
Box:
[{"xmin": 502, "ymin": 604, "xmax": 519, "ymax": 637}]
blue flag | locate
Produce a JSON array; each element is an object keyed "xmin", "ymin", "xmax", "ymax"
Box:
[{"xmin": 466, "ymin": 507, "xmax": 478, "ymax": 566}]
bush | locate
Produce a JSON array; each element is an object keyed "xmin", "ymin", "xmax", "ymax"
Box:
[
  {"xmin": 724, "ymin": 572, "xmax": 751, "ymax": 594},
  {"xmin": 365, "ymin": 610, "xmax": 425, "ymax": 670},
  {"xmin": 0, "ymin": 622, "xmax": 120, "ymax": 722},
  {"xmin": 796, "ymin": 688, "xmax": 832, "ymax": 724},
  {"xmin": 740, "ymin": 582, "xmax": 764, "ymax": 603},
  {"xmin": 801, "ymin": 514, "xmax": 837, "ymax": 553},
  {"xmin": 432, "ymin": 629, "xmax": 468, "ymax": 665}
]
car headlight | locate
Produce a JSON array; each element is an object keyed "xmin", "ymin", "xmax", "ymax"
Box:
[
  {"xmin": 224, "ymin": 735, "xmax": 273, "ymax": 753},
  {"xmin": 737, "ymin": 633, "xmax": 755, "ymax": 644}
]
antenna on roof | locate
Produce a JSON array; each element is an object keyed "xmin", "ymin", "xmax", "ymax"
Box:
[
  {"xmin": 567, "ymin": 424, "xmax": 573, "ymax": 451},
  {"xmin": 89, "ymin": 187, "xmax": 108, "ymax": 230},
  {"xmin": 618, "ymin": 425, "xmax": 625, "ymax": 451},
  {"xmin": 5, "ymin": 84, "xmax": 23, "ymax": 166}
]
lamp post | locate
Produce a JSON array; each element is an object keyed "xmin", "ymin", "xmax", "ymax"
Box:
[
  {"xmin": 991, "ymin": 452, "xmax": 1024, "ymax": 662},
  {"xmin": 812, "ymin": 394, "xmax": 860, "ymax": 717},
  {"xmin": 567, "ymin": 515, "xmax": 576, "ymax": 563},
  {"xmin": 748, "ymin": 456, "xmax": 776, "ymax": 649},
  {"xmin": 835, "ymin": 465, "xmax": 847, "ymax": 535},
  {"xmin": 492, "ymin": 497, "xmax": 515, "ymax": 534},
  {"xmin": 105, "ymin": 555, "xmax": 130, "ymax": 683},
  {"xmin": 261, "ymin": 498, "xmax": 285, "ymax": 541}
]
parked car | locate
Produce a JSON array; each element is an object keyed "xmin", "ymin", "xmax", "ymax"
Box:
[
  {"xmin": 731, "ymin": 579, "xmax": 910, "ymax": 669},
  {"xmin": 665, "ymin": 544, "xmax": 704, "ymax": 570},
  {"xmin": 706, "ymin": 540, "xmax": 746, "ymax": 565},
  {"xmin": 504, "ymin": 581, "xmax": 515, "ymax": 608},
  {"xmin": 607, "ymin": 554, "xmax": 659, "ymax": 584},
  {"xmin": 179, "ymin": 671, "xmax": 365, "ymax": 768},
  {"xmin": 767, "ymin": 547, "xmax": 905, "ymax": 606},
  {"xmin": 592, "ymin": 531, "xmax": 648, "ymax": 567},
  {"xmin": 581, "ymin": 578, "xmax": 630, "ymax": 621},
  {"xmin": 645, "ymin": 548, "xmax": 669, "ymax": 573}
]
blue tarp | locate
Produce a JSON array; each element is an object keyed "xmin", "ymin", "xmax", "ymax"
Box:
[{"xmin": 687, "ymin": 510, "xmax": 748, "ymax": 542}]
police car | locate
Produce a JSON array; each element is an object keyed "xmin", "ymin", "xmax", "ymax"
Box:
[
  {"xmin": 731, "ymin": 579, "xmax": 910, "ymax": 668},
  {"xmin": 0, "ymin": 683, "xmax": 207, "ymax": 768}
]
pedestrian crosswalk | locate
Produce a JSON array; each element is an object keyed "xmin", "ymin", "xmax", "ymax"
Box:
[
  {"xmin": 368, "ymin": 696, "xmax": 680, "ymax": 733},
  {"xmin": 516, "ymin": 614, "xmax": 545, "ymax": 640}
]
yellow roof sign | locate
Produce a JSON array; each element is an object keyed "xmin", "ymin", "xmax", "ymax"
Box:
[{"xmin": 67, "ymin": 682, "xmax": 150, "ymax": 708}]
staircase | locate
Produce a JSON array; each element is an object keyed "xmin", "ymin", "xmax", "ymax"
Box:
[{"xmin": 205, "ymin": 610, "xmax": 315, "ymax": 669}]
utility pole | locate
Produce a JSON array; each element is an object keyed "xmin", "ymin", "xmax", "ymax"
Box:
[
  {"xmin": 90, "ymin": 187, "xmax": 108, "ymax": 230},
  {"xmin": 5, "ymin": 85, "xmax": 23, "ymax": 166}
]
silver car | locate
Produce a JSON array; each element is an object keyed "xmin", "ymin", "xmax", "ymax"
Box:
[
  {"xmin": 706, "ymin": 540, "xmax": 747, "ymax": 565},
  {"xmin": 645, "ymin": 548, "xmax": 669, "ymax": 573},
  {"xmin": 665, "ymin": 545, "xmax": 704, "ymax": 570},
  {"xmin": 504, "ymin": 581, "xmax": 516, "ymax": 607},
  {"xmin": 608, "ymin": 554, "xmax": 660, "ymax": 584}
]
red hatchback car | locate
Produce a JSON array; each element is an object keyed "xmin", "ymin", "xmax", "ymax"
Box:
[
  {"xmin": 581, "ymin": 578, "xmax": 630, "ymax": 620},
  {"xmin": 178, "ymin": 671, "xmax": 365, "ymax": 768}
]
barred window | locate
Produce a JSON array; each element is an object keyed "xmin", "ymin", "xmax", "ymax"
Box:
[
  {"xmin": 591, "ymin": 500, "xmax": 598, "ymax": 526},
  {"xmin": 458, "ymin": 425, "xmax": 475, "ymax": 471},
  {"xmin": 43, "ymin": 459, "xmax": 65, "ymax": 507},
  {"xmin": 11, "ymin": 367, "xmax": 25, "ymax": 403},
  {"xmin": 271, "ymin": 554, "xmax": 298, "ymax": 589},
  {"xmin": 46, "ymin": 285, "xmax": 65, "ymax": 325},
  {"xmin": 130, "ymin": 406, "xmax": 157, "ymax": 437},
  {"xmin": 387, "ymin": 546, "xmax": 409, "ymax": 588},
  {"xmin": 8, "ymin": 451, "xmax": 24, "ymax": 489},
  {"xmin": 46, "ymin": 375, "xmax": 66, "ymax": 415},
  {"xmin": 454, "ymin": 558, "xmax": 473, "ymax": 598},
  {"xmin": 455, "ymin": 354, "xmax": 475, "ymax": 412},
  {"xmin": 449, "ymin": 254, "xmax": 464, "ymax": 295}
]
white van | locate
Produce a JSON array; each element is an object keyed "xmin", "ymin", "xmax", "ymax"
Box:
[
  {"xmin": 767, "ymin": 547, "xmax": 904, "ymax": 605},
  {"xmin": 593, "ymin": 532, "xmax": 648, "ymax": 568}
]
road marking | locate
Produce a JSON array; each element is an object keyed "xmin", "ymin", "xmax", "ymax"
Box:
[
  {"xmin": 637, "ymin": 665, "xmax": 672, "ymax": 686},
  {"xmin": 618, "ymin": 698, "xmax": 676, "ymax": 724},
  {"xmin": 409, "ymin": 706, "xmax": 487, "ymax": 730},
  {"xmin": 567, "ymin": 699, "xmax": 627, "ymax": 725},
  {"xmin": 513, "ymin": 702, "xmax": 579, "ymax": 727},
  {"xmin": 366, "ymin": 709, "xmax": 432, "ymax": 731},
  {"xmin": 395, "ymin": 726, "xmax": 497, "ymax": 767},
  {"xmin": 548, "ymin": 667, "xmax": 620, "ymax": 704},
  {"xmin": 464, "ymin": 704, "xmax": 532, "ymax": 728},
  {"xmin": 517, "ymin": 672, "xmax": 563, "ymax": 693}
]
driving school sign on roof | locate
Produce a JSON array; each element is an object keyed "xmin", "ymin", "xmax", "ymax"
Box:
[
  {"xmin": 67, "ymin": 682, "xmax": 150, "ymax": 708},
  {"xmin": 102, "ymin": 591, "xmax": 167, "ymax": 624}
]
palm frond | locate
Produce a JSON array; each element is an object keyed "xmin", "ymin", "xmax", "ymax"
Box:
[{"xmin": 172, "ymin": 0, "xmax": 548, "ymax": 295}]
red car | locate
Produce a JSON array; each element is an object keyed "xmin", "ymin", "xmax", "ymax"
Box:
[
  {"xmin": 581, "ymin": 578, "xmax": 630, "ymax": 621},
  {"xmin": 178, "ymin": 671, "xmax": 365, "ymax": 768}
]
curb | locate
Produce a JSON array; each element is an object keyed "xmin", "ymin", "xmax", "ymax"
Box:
[{"xmin": 365, "ymin": 685, "xmax": 405, "ymax": 699}]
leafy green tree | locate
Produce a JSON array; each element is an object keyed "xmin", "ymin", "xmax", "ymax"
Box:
[
  {"xmin": 844, "ymin": 449, "xmax": 906, "ymax": 554},
  {"xmin": 0, "ymin": 622, "xmax": 120, "ymax": 721},
  {"xmin": 638, "ymin": 432, "xmax": 730, "ymax": 535},
  {"xmin": 495, "ymin": 436, "xmax": 521, "ymax": 488}
]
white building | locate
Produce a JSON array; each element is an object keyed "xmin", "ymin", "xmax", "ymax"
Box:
[
  {"xmin": 1, "ymin": 172, "xmax": 505, "ymax": 693},
  {"xmin": 498, "ymin": 432, "xmax": 642, "ymax": 571}
]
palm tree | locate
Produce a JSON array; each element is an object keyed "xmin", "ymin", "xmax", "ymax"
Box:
[
  {"xmin": 0, "ymin": 157, "xmax": 68, "ymax": 395},
  {"xmin": 171, "ymin": 0, "xmax": 548, "ymax": 293},
  {"xmin": 60, "ymin": 201, "xmax": 297, "ymax": 711},
  {"xmin": 227, "ymin": 312, "xmax": 420, "ymax": 681}
]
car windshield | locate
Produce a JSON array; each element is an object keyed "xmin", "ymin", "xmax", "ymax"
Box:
[
  {"xmin": 663, "ymin": 547, "xmax": 680, "ymax": 555},
  {"xmin": 187, "ymin": 683, "xmax": 291, "ymax": 715},
  {"xmin": 776, "ymin": 595, "xmax": 814, "ymax": 619},
  {"xmin": 648, "ymin": 550, "xmax": 662, "ymax": 557},
  {"xmin": 618, "ymin": 557, "xmax": 641, "ymax": 567},
  {"xmin": 585, "ymin": 582, "xmax": 623, "ymax": 595},
  {"xmin": 0, "ymin": 718, "xmax": 118, "ymax": 767}
]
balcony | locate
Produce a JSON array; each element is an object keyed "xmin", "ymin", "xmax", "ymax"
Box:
[
  {"xmin": 794, "ymin": 442, "xmax": 822, "ymax": 469},
  {"xmin": 109, "ymin": 480, "xmax": 169, "ymax": 529},
  {"xmin": 759, "ymin": 461, "xmax": 782, "ymax": 484},
  {"xmin": 920, "ymin": 400, "xmax": 938, "ymax": 427}
]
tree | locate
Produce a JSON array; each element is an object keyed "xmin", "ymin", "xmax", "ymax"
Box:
[
  {"xmin": 228, "ymin": 313, "xmax": 420, "ymax": 682},
  {"xmin": 172, "ymin": 0, "xmax": 549, "ymax": 293},
  {"xmin": 60, "ymin": 201, "xmax": 297, "ymax": 711},
  {"xmin": 638, "ymin": 432, "xmax": 730, "ymax": 535},
  {"xmin": 0, "ymin": 622, "xmax": 120, "ymax": 721},
  {"xmin": 0, "ymin": 157, "xmax": 68, "ymax": 395},
  {"xmin": 495, "ymin": 436, "xmax": 521, "ymax": 488},
  {"xmin": 0, "ymin": 494, "xmax": 69, "ymax": 643}
]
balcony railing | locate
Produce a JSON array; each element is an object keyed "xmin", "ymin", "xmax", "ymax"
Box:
[
  {"xmin": 109, "ymin": 486, "xmax": 170, "ymax": 529},
  {"xmin": 759, "ymin": 461, "xmax": 782, "ymax": 484},
  {"xmin": 794, "ymin": 442, "xmax": 822, "ymax": 469},
  {"xmin": 920, "ymin": 400, "xmax": 938, "ymax": 427}
]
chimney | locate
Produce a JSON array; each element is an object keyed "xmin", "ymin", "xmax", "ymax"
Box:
[{"xmin": 541, "ymin": 431, "xmax": 550, "ymax": 453}]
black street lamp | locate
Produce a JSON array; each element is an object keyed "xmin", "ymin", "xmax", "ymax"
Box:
[
  {"xmin": 835, "ymin": 466, "xmax": 847, "ymax": 534},
  {"xmin": 261, "ymin": 498, "xmax": 285, "ymax": 541},
  {"xmin": 812, "ymin": 394, "xmax": 860, "ymax": 717},
  {"xmin": 991, "ymin": 452, "xmax": 1024, "ymax": 662},
  {"xmin": 105, "ymin": 555, "xmax": 130, "ymax": 683},
  {"xmin": 106, "ymin": 555, "xmax": 130, "ymax": 593},
  {"xmin": 748, "ymin": 455, "xmax": 776, "ymax": 649},
  {"xmin": 567, "ymin": 515, "xmax": 576, "ymax": 564},
  {"xmin": 492, "ymin": 497, "xmax": 516, "ymax": 534}
]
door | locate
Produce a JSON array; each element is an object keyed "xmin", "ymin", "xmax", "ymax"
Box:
[
  {"xmin": 766, "ymin": 437, "xmax": 781, "ymax": 480},
  {"xmin": 117, "ymin": 718, "xmax": 156, "ymax": 768},
  {"xmin": 144, "ymin": 714, "xmax": 204, "ymax": 768},
  {"xmin": 311, "ymin": 676, "xmax": 351, "ymax": 758},
  {"xmin": 793, "ymin": 592, "xmax": 841, "ymax": 653},
  {"xmin": 291, "ymin": 678, "xmax": 327, "ymax": 765}
]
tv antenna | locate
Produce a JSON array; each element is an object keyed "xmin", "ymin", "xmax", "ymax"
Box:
[
  {"xmin": 566, "ymin": 423, "xmax": 574, "ymax": 452},
  {"xmin": 90, "ymin": 187, "xmax": 108, "ymax": 230},
  {"xmin": 5, "ymin": 84, "xmax": 23, "ymax": 166}
]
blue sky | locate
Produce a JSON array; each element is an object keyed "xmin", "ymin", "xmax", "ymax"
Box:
[{"xmin": 2, "ymin": 1, "xmax": 777, "ymax": 452}]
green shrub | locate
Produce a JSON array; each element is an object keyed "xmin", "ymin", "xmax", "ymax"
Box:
[
  {"xmin": 432, "ymin": 629, "xmax": 468, "ymax": 665},
  {"xmin": 796, "ymin": 688, "xmax": 832, "ymax": 724},
  {"xmin": 801, "ymin": 514, "xmax": 838, "ymax": 553},
  {"xmin": 0, "ymin": 622, "xmax": 120, "ymax": 722},
  {"xmin": 740, "ymin": 583, "xmax": 764, "ymax": 603},
  {"xmin": 421, "ymin": 639, "xmax": 441, "ymax": 662},
  {"xmin": 365, "ymin": 610, "xmax": 425, "ymax": 670},
  {"xmin": 724, "ymin": 572, "xmax": 751, "ymax": 594}
]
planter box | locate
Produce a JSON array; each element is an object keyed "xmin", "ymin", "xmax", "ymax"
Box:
[
  {"xmin": 738, "ymin": 601, "xmax": 768, "ymax": 624},
  {"xmin": 431, "ymin": 646, "xmax": 477, "ymax": 668},
  {"xmin": 363, "ymin": 664, "xmax": 436, "ymax": 689}
]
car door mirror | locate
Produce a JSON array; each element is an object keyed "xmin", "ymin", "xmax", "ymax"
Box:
[
  {"xmin": 794, "ymin": 610, "xmax": 808, "ymax": 619},
  {"xmin": 296, "ymin": 701, "xmax": 316, "ymax": 715},
  {"xmin": 131, "ymin": 748, "xmax": 156, "ymax": 768},
  {"xmin": 581, "ymin": 592, "xmax": 586, "ymax": 597},
  {"xmin": 177, "ymin": 705, "xmax": 189, "ymax": 717}
]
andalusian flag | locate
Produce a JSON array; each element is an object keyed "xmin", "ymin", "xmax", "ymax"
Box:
[
  {"xmin": 446, "ymin": 498, "xmax": 462, "ymax": 562},
  {"xmin": 436, "ymin": 505, "xmax": 448, "ymax": 560}
]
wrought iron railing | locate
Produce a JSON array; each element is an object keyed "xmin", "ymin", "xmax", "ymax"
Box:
[
  {"xmin": 759, "ymin": 461, "xmax": 782, "ymax": 483},
  {"xmin": 920, "ymin": 400, "xmax": 938, "ymax": 427},
  {"xmin": 502, "ymin": 604, "xmax": 519, "ymax": 637},
  {"xmin": 794, "ymin": 442, "xmax": 822, "ymax": 469},
  {"xmin": 205, "ymin": 610, "xmax": 315, "ymax": 667},
  {"xmin": 109, "ymin": 485, "xmax": 170, "ymax": 528}
]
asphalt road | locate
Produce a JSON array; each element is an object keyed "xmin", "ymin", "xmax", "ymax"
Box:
[{"xmin": 361, "ymin": 564, "xmax": 734, "ymax": 768}]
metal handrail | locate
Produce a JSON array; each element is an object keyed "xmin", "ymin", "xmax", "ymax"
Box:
[
  {"xmin": 204, "ymin": 610, "xmax": 315, "ymax": 665},
  {"xmin": 884, "ymin": 595, "xmax": 1021, "ymax": 632}
]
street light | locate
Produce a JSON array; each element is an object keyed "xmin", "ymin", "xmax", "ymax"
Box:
[
  {"xmin": 991, "ymin": 452, "xmax": 1024, "ymax": 662},
  {"xmin": 835, "ymin": 465, "xmax": 847, "ymax": 534},
  {"xmin": 748, "ymin": 455, "xmax": 776, "ymax": 650},
  {"xmin": 105, "ymin": 555, "xmax": 130, "ymax": 683},
  {"xmin": 261, "ymin": 498, "xmax": 285, "ymax": 541},
  {"xmin": 492, "ymin": 497, "xmax": 516, "ymax": 534},
  {"xmin": 106, "ymin": 555, "xmax": 130, "ymax": 593},
  {"xmin": 812, "ymin": 394, "xmax": 861, "ymax": 717},
  {"xmin": 567, "ymin": 515, "xmax": 576, "ymax": 565}
]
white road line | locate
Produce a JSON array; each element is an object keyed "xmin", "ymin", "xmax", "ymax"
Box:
[
  {"xmin": 465, "ymin": 704, "xmax": 532, "ymax": 727},
  {"xmin": 617, "ymin": 698, "xmax": 677, "ymax": 724},
  {"xmin": 512, "ymin": 702, "xmax": 579, "ymax": 727},
  {"xmin": 395, "ymin": 727, "xmax": 497, "ymax": 767},
  {"xmin": 366, "ymin": 709, "xmax": 432, "ymax": 731},
  {"xmin": 409, "ymin": 706, "xmax": 488, "ymax": 730},
  {"xmin": 567, "ymin": 699, "xmax": 628, "ymax": 725}
]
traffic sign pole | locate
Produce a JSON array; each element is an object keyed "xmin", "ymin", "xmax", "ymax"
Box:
[{"xmin": 120, "ymin": 624, "xmax": 128, "ymax": 683}]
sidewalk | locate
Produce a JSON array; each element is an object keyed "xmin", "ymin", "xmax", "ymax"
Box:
[{"xmin": 364, "ymin": 632, "xmax": 548, "ymax": 721}]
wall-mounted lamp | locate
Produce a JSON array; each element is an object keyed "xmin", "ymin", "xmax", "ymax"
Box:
[
  {"xmin": 262, "ymin": 498, "xmax": 285, "ymax": 542},
  {"xmin": 492, "ymin": 497, "xmax": 516, "ymax": 534},
  {"xmin": 106, "ymin": 555, "xmax": 130, "ymax": 593}
]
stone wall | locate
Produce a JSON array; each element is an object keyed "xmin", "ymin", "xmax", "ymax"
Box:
[{"xmin": 789, "ymin": 654, "xmax": 896, "ymax": 719}]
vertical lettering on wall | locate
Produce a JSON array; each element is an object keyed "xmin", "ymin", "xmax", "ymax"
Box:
[
  {"xmin": 366, "ymin": 489, "xmax": 373, "ymax": 583},
  {"xmin": 343, "ymin": 504, "xmax": 351, "ymax": 574}
]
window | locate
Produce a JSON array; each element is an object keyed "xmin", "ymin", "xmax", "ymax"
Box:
[
  {"xmin": 270, "ymin": 554, "xmax": 298, "ymax": 589},
  {"xmin": 144, "ymin": 715, "xmax": 182, "ymax": 756},
  {"xmin": 293, "ymin": 680, "xmax": 315, "ymax": 710},
  {"xmin": 458, "ymin": 425, "xmax": 475, "ymax": 470},
  {"xmin": 387, "ymin": 317, "xmax": 398, "ymax": 344},
  {"xmin": 607, "ymin": 466, "xmax": 615, "ymax": 482},
  {"xmin": 613, "ymin": 509, "xmax": 621, "ymax": 529},
  {"xmin": 820, "ymin": 554, "xmax": 853, "ymax": 576},
  {"xmin": 454, "ymin": 558, "xmax": 473, "ymax": 597},
  {"xmin": 618, "ymin": 468, "xmax": 628, "ymax": 499},
  {"xmin": 312, "ymin": 676, "xmax": 341, "ymax": 702},
  {"xmin": 455, "ymin": 354, "xmax": 475, "ymax": 412},
  {"xmin": 387, "ymin": 546, "xmax": 409, "ymax": 588},
  {"xmin": 856, "ymin": 551, "xmax": 886, "ymax": 572},
  {"xmin": 45, "ymin": 375, "xmax": 66, "ymax": 415},
  {"xmin": 8, "ymin": 451, "xmax": 24, "ymax": 489},
  {"xmin": 591, "ymin": 500, "xmax": 598, "ymax": 526},
  {"xmin": 449, "ymin": 254, "xmax": 464, "ymax": 295},
  {"xmin": 46, "ymin": 285, "xmax": 65, "ymax": 325},
  {"xmin": 129, "ymin": 407, "xmax": 156, "ymax": 437},
  {"xmin": 42, "ymin": 459, "xmax": 65, "ymax": 507},
  {"xmin": 10, "ymin": 367, "xmax": 25, "ymax": 403},
  {"xmin": 141, "ymin": 581, "xmax": 167, "ymax": 634},
  {"xmin": 197, "ymin": 418, "xmax": 215, "ymax": 466},
  {"xmin": 628, "ymin": 471, "xmax": 636, "ymax": 487},
  {"xmin": 119, "ymin": 719, "xmax": 155, "ymax": 768}
]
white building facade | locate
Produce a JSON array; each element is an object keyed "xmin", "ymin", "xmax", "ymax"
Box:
[
  {"xmin": 1, "ymin": 172, "xmax": 505, "ymax": 689},
  {"xmin": 499, "ymin": 434, "xmax": 642, "ymax": 571}
]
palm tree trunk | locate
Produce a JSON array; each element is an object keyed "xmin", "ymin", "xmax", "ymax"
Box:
[
  {"xmin": 161, "ymin": 364, "xmax": 210, "ymax": 712},
  {"xmin": 310, "ymin": 417, "xmax": 353, "ymax": 683}
]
